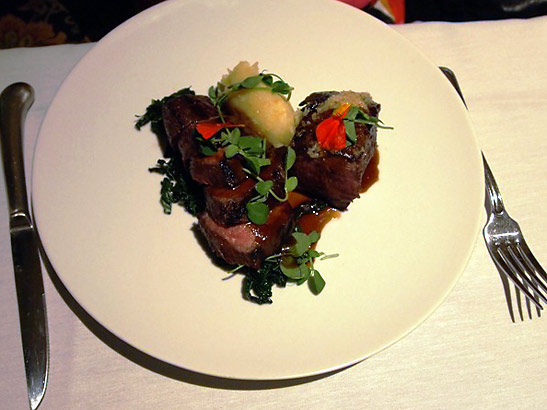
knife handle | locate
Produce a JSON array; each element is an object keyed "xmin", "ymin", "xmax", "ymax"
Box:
[{"xmin": 0, "ymin": 83, "xmax": 35, "ymax": 225}]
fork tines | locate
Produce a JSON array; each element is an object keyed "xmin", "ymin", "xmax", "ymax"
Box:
[{"xmin": 494, "ymin": 241, "xmax": 547, "ymax": 311}]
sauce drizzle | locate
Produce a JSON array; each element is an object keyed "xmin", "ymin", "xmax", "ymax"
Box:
[
  {"xmin": 289, "ymin": 149, "xmax": 380, "ymax": 237},
  {"xmin": 361, "ymin": 149, "xmax": 380, "ymax": 193}
]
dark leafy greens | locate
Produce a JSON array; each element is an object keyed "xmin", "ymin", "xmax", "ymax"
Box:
[
  {"xmin": 135, "ymin": 87, "xmax": 194, "ymax": 138},
  {"xmin": 148, "ymin": 157, "xmax": 204, "ymax": 216}
]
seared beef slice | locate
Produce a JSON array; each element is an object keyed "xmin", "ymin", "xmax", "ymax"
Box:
[
  {"xmin": 198, "ymin": 202, "xmax": 295, "ymax": 269},
  {"xmin": 162, "ymin": 93, "xmax": 215, "ymax": 167},
  {"xmin": 163, "ymin": 93, "xmax": 296, "ymax": 268},
  {"xmin": 290, "ymin": 91, "xmax": 380, "ymax": 210},
  {"xmin": 204, "ymin": 147, "xmax": 288, "ymax": 226},
  {"xmin": 162, "ymin": 94, "xmax": 246, "ymax": 188}
]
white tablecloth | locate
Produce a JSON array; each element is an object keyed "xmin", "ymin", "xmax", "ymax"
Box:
[{"xmin": 1, "ymin": 15, "xmax": 547, "ymax": 410}]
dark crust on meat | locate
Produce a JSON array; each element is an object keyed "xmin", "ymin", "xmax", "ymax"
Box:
[
  {"xmin": 290, "ymin": 91, "xmax": 379, "ymax": 209},
  {"xmin": 162, "ymin": 94, "xmax": 216, "ymax": 168},
  {"xmin": 189, "ymin": 149, "xmax": 247, "ymax": 188}
]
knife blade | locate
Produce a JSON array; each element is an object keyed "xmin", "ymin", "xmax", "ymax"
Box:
[{"xmin": 1, "ymin": 83, "xmax": 49, "ymax": 410}]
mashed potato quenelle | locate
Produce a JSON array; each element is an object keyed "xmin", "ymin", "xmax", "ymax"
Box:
[{"xmin": 219, "ymin": 61, "xmax": 296, "ymax": 147}]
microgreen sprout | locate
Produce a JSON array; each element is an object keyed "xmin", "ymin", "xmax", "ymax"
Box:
[
  {"xmin": 266, "ymin": 230, "xmax": 338, "ymax": 295},
  {"xmin": 208, "ymin": 71, "xmax": 293, "ymax": 122},
  {"xmin": 343, "ymin": 106, "xmax": 393, "ymax": 145},
  {"xmin": 243, "ymin": 147, "xmax": 298, "ymax": 225}
]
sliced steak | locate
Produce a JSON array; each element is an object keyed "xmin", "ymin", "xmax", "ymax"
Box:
[
  {"xmin": 190, "ymin": 148, "xmax": 247, "ymax": 188},
  {"xmin": 203, "ymin": 147, "xmax": 289, "ymax": 226},
  {"xmin": 162, "ymin": 94, "xmax": 247, "ymax": 188},
  {"xmin": 290, "ymin": 91, "xmax": 379, "ymax": 210},
  {"xmin": 162, "ymin": 94, "xmax": 216, "ymax": 167},
  {"xmin": 197, "ymin": 201, "xmax": 295, "ymax": 269},
  {"xmin": 204, "ymin": 179, "xmax": 255, "ymax": 226}
]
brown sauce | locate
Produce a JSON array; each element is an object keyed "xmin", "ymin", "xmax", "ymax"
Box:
[
  {"xmin": 298, "ymin": 207, "xmax": 340, "ymax": 235},
  {"xmin": 288, "ymin": 148, "xmax": 379, "ymax": 238},
  {"xmin": 361, "ymin": 149, "xmax": 380, "ymax": 193},
  {"xmin": 288, "ymin": 192, "xmax": 340, "ymax": 236}
]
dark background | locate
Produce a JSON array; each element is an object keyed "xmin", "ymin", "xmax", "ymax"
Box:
[{"xmin": 1, "ymin": 0, "xmax": 547, "ymax": 48}]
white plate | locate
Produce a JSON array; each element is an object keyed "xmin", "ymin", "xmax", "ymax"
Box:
[{"xmin": 32, "ymin": 0, "xmax": 483, "ymax": 380}]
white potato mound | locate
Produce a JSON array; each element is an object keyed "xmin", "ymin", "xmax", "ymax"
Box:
[{"xmin": 220, "ymin": 61, "xmax": 296, "ymax": 147}]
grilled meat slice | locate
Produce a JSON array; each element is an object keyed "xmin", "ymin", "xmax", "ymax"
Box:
[
  {"xmin": 203, "ymin": 147, "xmax": 289, "ymax": 226},
  {"xmin": 190, "ymin": 148, "xmax": 247, "ymax": 188},
  {"xmin": 162, "ymin": 93, "xmax": 215, "ymax": 167},
  {"xmin": 162, "ymin": 94, "xmax": 247, "ymax": 188},
  {"xmin": 204, "ymin": 179, "xmax": 255, "ymax": 226},
  {"xmin": 198, "ymin": 201, "xmax": 295, "ymax": 269},
  {"xmin": 290, "ymin": 91, "xmax": 380, "ymax": 210}
]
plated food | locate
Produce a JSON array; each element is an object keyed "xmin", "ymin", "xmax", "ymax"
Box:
[
  {"xmin": 137, "ymin": 61, "xmax": 391, "ymax": 304},
  {"xmin": 32, "ymin": 0, "xmax": 483, "ymax": 380}
]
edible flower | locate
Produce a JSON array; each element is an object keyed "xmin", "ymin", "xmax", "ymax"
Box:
[
  {"xmin": 315, "ymin": 103, "xmax": 352, "ymax": 152},
  {"xmin": 196, "ymin": 122, "xmax": 243, "ymax": 140}
]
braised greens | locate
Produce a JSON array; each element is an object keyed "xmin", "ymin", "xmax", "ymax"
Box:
[{"xmin": 148, "ymin": 157, "xmax": 204, "ymax": 216}]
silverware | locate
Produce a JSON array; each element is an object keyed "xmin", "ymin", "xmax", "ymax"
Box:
[
  {"xmin": 440, "ymin": 66, "xmax": 547, "ymax": 313},
  {"xmin": 1, "ymin": 83, "xmax": 49, "ymax": 409}
]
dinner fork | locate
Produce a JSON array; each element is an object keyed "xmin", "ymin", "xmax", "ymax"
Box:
[{"xmin": 440, "ymin": 66, "xmax": 547, "ymax": 314}]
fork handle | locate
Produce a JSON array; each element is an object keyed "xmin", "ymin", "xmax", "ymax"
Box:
[
  {"xmin": 482, "ymin": 154, "xmax": 505, "ymax": 214},
  {"xmin": 438, "ymin": 67, "xmax": 506, "ymax": 215}
]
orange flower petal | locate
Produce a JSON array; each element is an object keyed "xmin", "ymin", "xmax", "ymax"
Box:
[
  {"xmin": 196, "ymin": 122, "xmax": 243, "ymax": 140},
  {"xmin": 315, "ymin": 116, "xmax": 347, "ymax": 152},
  {"xmin": 333, "ymin": 102, "xmax": 352, "ymax": 118}
]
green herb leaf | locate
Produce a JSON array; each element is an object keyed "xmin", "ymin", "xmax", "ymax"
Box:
[
  {"xmin": 261, "ymin": 74, "xmax": 274, "ymax": 86},
  {"xmin": 344, "ymin": 106, "xmax": 360, "ymax": 121},
  {"xmin": 271, "ymin": 81, "xmax": 293, "ymax": 95},
  {"xmin": 285, "ymin": 146, "xmax": 296, "ymax": 170},
  {"xmin": 290, "ymin": 232, "xmax": 314, "ymax": 257},
  {"xmin": 246, "ymin": 201, "xmax": 269, "ymax": 225},
  {"xmin": 280, "ymin": 257, "xmax": 310, "ymax": 280},
  {"xmin": 310, "ymin": 270, "xmax": 326, "ymax": 294},
  {"xmin": 308, "ymin": 249, "xmax": 322, "ymax": 258},
  {"xmin": 224, "ymin": 144, "xmax": 239, "ymax": 158},
  {"xmin": 341, "ymin": 106, "xmax": 394, "ymax": 148},
  {"xmin": 225, "ymin": 128, "xmax": 241, "ymax": 145},
  {"xmin": 239, "ymin": 136, "xmax": 265, "ymax": 156},
  {"xmin": 199, "ymin": 144, "xmax": 218, "ymax": 156},
  {"xmin": 285, "ymin": 176, "xmax": 298, "ymax": 192},
  {"xmin": 344, "ymin": 120, "xmax": 357, "ymax": 143},
  {"xmin": 208, "ymin": 85, "xmax": 216, "ymax": 101},
  {"xmin": 308, "ymin": 230, "xmax": 320, "ymax": 244},
  {"xmin": 240, "ymin": 75, "xmax": 263, "ymax": 89},
  {"xmin": 244, "ymin": 156, "xmax": 263, "ymax": 175},
  {"xmin": 239, "ymin": 220, "xmax": 336, "ymax": 303},
  {"xmin": 255, "ymin": 180, "xmax": 274, "ymax": 196}
]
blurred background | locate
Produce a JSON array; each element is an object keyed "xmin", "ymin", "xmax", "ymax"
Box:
[{"xmin": 1, "ymin": 0, "xmax": 547, "ymax": 48}]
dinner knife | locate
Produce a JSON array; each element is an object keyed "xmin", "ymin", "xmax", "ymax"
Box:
[{"xmin": 0, "ymin": 83, "xmax": 48, "ymax": 410}]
